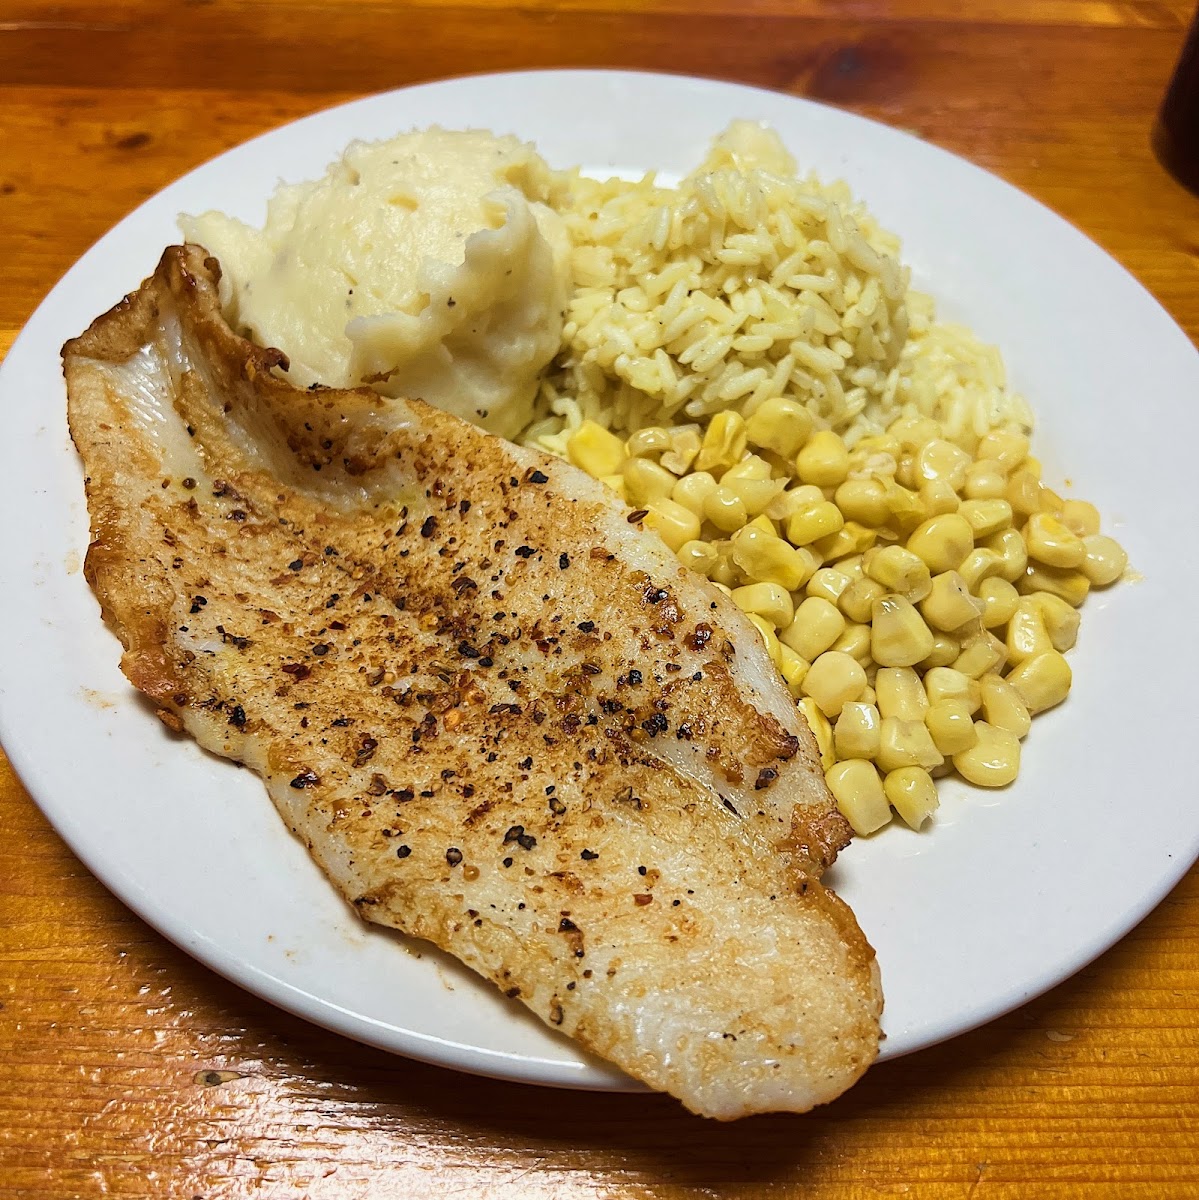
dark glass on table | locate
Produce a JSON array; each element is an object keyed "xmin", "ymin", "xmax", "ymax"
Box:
[{"xmin": 1154, "ymin": 9, "xmax": 1199, "ymax": 195}]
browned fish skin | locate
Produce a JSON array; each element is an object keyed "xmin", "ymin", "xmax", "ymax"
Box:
[{"xmin": 64, "ymin": 246, "xmax": 881, "ymax": 1119}]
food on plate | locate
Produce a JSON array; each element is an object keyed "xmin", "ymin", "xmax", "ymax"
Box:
[
  {"xmin": 519, "ymin": 122, "xmax": 1126, "ymax": 833},
  {"xmin": 181, "ymin": 128, "xmax": 572, "ymax": 440},
  {"xmin": 63, "ymin": 245, "xmax": 882, "ymax": 1119}
]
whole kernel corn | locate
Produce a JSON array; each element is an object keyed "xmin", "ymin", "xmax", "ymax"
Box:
[
  {"xmin": 979, "ymin": 673, "xmax": 1032, "ymax": 738},
  {"xmin": 884, "ymin": 766, "xmax": 940, "ymax": 829},
  {"xmin": 834, "ymin": 478, "xmax": 891, "ymax": 526},
  {"xmin": 876, "ymin": 667, "xmax": 930, "ymax": 721},
  {"xmin": 876, "ymin": 717, "xmax": 944, "ymax": 772},
  {"xmin": 1006, "ymin": 599, "xmax": 1052, "ymax": 665},
  {"xmin": 1060, "ymin": 499, "xmax": 1101, "ymax": 538},
  {"xmin": 806, "ymin": 567, "xmax": 854, "ymax": 605},
  {"xmin": 778, "ymin": 644, "xmax": 810, "ymax": 696},
  {"xmin": 919, "ymin": 479, "xmax": 961, "ymax": 517},
  {"xmin": 626, "ymin": 426, "xmax": 672, "ymax": 457},
  {"xmin": 661, "ymin": 427, "xmax": 701, "ymax": 476},
  {"xmin": 782, "ymin": 597, "xmax": 846, "ymax": 660},
  {"xmin": 982, "ymin": 528, "xmax": 1029, "ymax": 583},
  {"xmin": 567, "ymin": 420, "xmax": 626, "ymax": 477},
  {"xmin": 671, "ymin": 471, "xmax": 718, "ymax": 516},
  {"xmin": 920, "ymin": 570, "xmax": 984, "ymax": 632},
  {"xmin": 871, "ymin": 594, "xmax": 935, "ymax": 667},
  {"xmin": 883, "ymin": 480, "xmax": 928, "ymax": 533},
  {"xmin": 803, "ymin": 650, "xmax": 868, "ymax": 717},
  {"xmin": 1005, "ymin": 650, "xmax": 1072, "ymax": 714},
  {"xmin": 1023, "ymin": 512, "xmax": 1086, "ymax": 569},
  {"xmin": 835, "ymin": 702, "xmax": 882, "ymax": 760},
  {"xmin": 642, "ymin": 499, "xmax": 701, "ymax": 551},
  {"xmin": 600, "ymin": 474, "xmax": 628, "ymax": 501},
  {"xmin": 813, "ymin": 521, "xmax": 877, "ymax": 562},
  {"xmin": 977, "ymin": 429, "xmax": 1030, "ymax": 470},
  {"xmin": 962, "ymin": 460, "xmax": 1008, "ymax": 500},
  {"xmin": 923, "ymin": 666, "xmax": 981, "ymax": 712},
  {"xmin": 799, "ymin": 697, "xmax": 836, "ymax": 770},
  {"xmin": 916, "ymin": 438, "xmax": 972, "ymax": 491},
  {"xmin": 732, "ymin": 582, "xmax": 794, "ymax": 629},
  {"xmin": 721, "ymin": 454, "xmax": 772, "ymax": 482},
  {"xmin": 925, "ymin": 700, "xmax": 979, "ymax": 755},
  {"xmin": 863, "ymin": 545, "xmax": 933, "ymax": 603},
  {"xmin": 1032, "ymin": 591, "xmax": 1081, "ymax": 651},
  {"xmin": 825, "ymin": 760, "xmax": 891, "ymax": 835},
  {"xmin": 953, "ymin": 630, "xmax": 1007, "ymax": 679},
  {"xmin": 787, "ymin": 500, "xmax": 844, "ymax": 546},
  {"xmin": 832, "ymin": 621, "xmax": 874, "ymax": 666},
  {"xmin": 959, "ymin": 498, "xmax": 1014, "ymax": 538},
  {"xmin": 920, "ymin": 632, "xmax": 961, "ymax": 669},
  {"xmin": 796, "ymin": 430, "xmax": 850, "ymax": 487},
  {"xmin": 722, "ymin": 474, "xmax": 785, "ymax": 516},
  {"xmin": 676, "ymin": 539, "xmax": 719, "ymax": 576},
  {"xmin": 731, "ymin": 525, "xmax": 813, "ymax": 590},
  {"xmin": 1019, "ymin": 562, "xmax": 1090, "ymax": 607},
  {"xmin": 1080, "ymin": 534, "xmax": 1128, "ymax": 586},
  {"xmin": 1006, "ymin": 468, "xmax": 1045, "ymax": 519},
  {"xmin": 953, "ymin": 721, "xmax": 1021, "ymax": 786},
  {"xmin": 703, "ymin": 486, "xmax": 749, "ymax": 533},
  {"xmin": 695, "ymin": 410, "xmax": 748, "ymax": 472},
  {"xmin": 957, "ymin": 548, "xmax": 1006, "ymax": 593},
  {"xmin": 839, "ymin": 577, "xmax": 888, "ymax": 624},
  {"xmin": 977, "ymin": 576, "xmax": 1020, "ymax": 628},
  {"xmin": 744, "ymin": 612, "xmax": 783, "ymax": 667},
  {"xmin": 745, "ymin": 396, "xmax": 814, "ymax": 458},
  {"xmin": 906, "ymin": 513, "xmax": 975, "ymax": 574}
]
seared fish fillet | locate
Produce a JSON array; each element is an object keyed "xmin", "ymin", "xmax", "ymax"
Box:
[{"xmin": 64, "ymin": 246, "xmax": 881, "ymax": 1119}]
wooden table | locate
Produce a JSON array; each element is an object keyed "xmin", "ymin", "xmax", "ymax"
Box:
[{"xmin": 3, "ymin": 2, "xmax": 1198, "ymax": 1195}]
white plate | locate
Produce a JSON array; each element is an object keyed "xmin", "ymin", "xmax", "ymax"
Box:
[{"xmin": 2, "ymin": 69, "xmax": 1197, "ymax": 1092}]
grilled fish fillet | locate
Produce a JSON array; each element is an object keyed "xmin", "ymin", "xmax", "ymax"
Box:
[{"xmin": 64, "ymin": 245, "xmax": 882, "ymax": 1119}]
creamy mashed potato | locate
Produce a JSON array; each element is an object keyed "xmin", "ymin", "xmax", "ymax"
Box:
[{"xmin": 182, "ymin": 128, "xmax": 571, "ymax": 439}]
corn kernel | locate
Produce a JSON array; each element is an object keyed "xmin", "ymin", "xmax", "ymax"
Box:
[
  {"xmin": 695, "ymin": 410, "xmax": 748, "ymax": 472},
  {"xmin": 1018, "ymin": 562, "xmax": 1090, "ymax": 607},
  {"xmin": 671, "ymin": 471, "xmax": 718, "ymax": 516},
  {"xmin": 803, "ymin": 650, "xmax": 868, "ymax": 717},
  {"xmin": 834, "ymin": 478, "xmax": 891, "ymax": 527},
  {"xmin": 1005, "ymin": 650, "xmax": 1072, "ymax": 715},
  {"xmin": 677, "ymin": 538, "xmax": 719, "ymax": 576},
  {"xmin": 835, "ymin": 702, "xmax": 882, "ymax": 760},
  {"xmin": 813, "ymin": 521, "xmax": 877, "ymax": 562},
  {"xmin": 839, "ymin": 577, "xmax": 888, "ymax": 625},
  {"xmin": 882, "ymin": 480, "xmax": 927, "ymax": 533},
  {"xmin": 787, "ymin": 500, "xmax": 844, "ymax": 546},
  {"xmin": 778, "ymin": 644, "xmax": 810, "ymax": 696},
  {"xmin": 924, "ymin": 667, "xmax": 982, "ymax": 713},
  {"xmin": 959, "ymin": 498, "xmax": 1014, "ymax": 538},
  {"xmin": 782, "ymin": 597, "xmax": 846, "ymax": 661},
  {"xmin": 978, "ymin": 577, "xmax": 1020, "ymax": 628},
  {"xmin": 745, "ymin": 396, "xmax": 814, "ymax": 458},
  {"xmin": 919, "ymin": 479, "xmax": 961, "ymax": 517},
  {"xmin": 1032, "ymin": 591, "xmax": 1081, "ymax": 651},
  {"xmin": 600, "ymin": 474, "xmax": 628, "ymax": 501},
  {"xmin": 721, "ymin": 453, "xmax": 773, "ymax": 482},
  {"xmin": 642, "ymin": 498, "xmax": 701, "ymax": 552},
  {"xmin": 976, "ymin": 430, "xmax": 1030, "ymax": 471},
  {"xmin": 1006, "ymin": 469, "xmax": 1045, "ymax": 519},
  {"xmin": 892, "ymin": 416, "xmax": 943, "ymax": 451},
  {"xmin": 952, "ymin": 721, "xmax": 1020, "ymax": 787},
  {"xmin": 954, "ymin": 630, "xmax": 1006, "ymax": 679},
  {"xmin": 982, "ymin": 528, "xmax": 1029, "ymax": 583},
  {"xmin": 832, "ymin": 622, "xmax": 873, "ymax": 666},
  {"xmin": 661, "ymin": 426, "xmax": 702, "ymax": 476},
  {"xmin": 769, "ymin": 483, "xmax": 827, "ymax": 522},
  {"xmin": 567, "ymin": 420, "xmax": 626, "ymax": 477},
  {"xmin": 884, "ymin": 766, "xmax": 940, "ymax": 829},
  {"xmin": 871, "ymin": 594, "xmax": 935, "ymax": 667},
  {"xmin": 1060, "ymin": 499, "xmax": 1101, "ymax": 537},
  {"xmin": 703, "ymin": 486, "xmax": 749, "ymax": 533},
  {"xmin": 731, "ymin": 525, "xmax": 813, "ymax": 590},
  {"xmin": 920, "ymin": 632, "xmax": 961, "ymax": 669},
  {"xmin": 744, "ymin": 612, "xmax": 783, "ymax": 667},
  {"xmin": 915, "ymin": 438, "xmax": 972, "ymax": 491},
  {"xmin": 877, "ymin": 716, "xmax": 944, "ymax": 772},
  {"xmin": 957, "ymin": 548, "xmax": 1005, "ymax": 593},
  {"xmin": 1023, "ymin": 512, "xmax": 1086, "ymax": 569},
  {"xmin": 796, "ymin": 430, "xmax": 850, "ymax": 487},
  {"xmin": 722, "ymin": 474, "xmax": 785, "ymax": 517},
  {"xmin": 875, "ymin": 667, "xmax": 929, "ymax": 722},
  {"xmin": 806, "ymin": 567, "xmax": 854, "ymax": 605},
  {"xmin": 979, "ymin": 673, "xmax": 1031, "ymax": 738},
  {"xmin": 732, "ymin": 582, "xmax": 794, "ymax": 629},
  {"xmin": 825, "ymin": 760, "xmax": 891, "ymax": 835},
  {"xmin": 962, "ymin": 460, "xmax": 1008, "ymax": 500},
  {"xmin": 626, "ymin": 426, "xmax": 672, "ymax": 458},
  {"xmin": 709, "ymin": 548, "xmax": 739, "ymax": 589},
  {"xmin": 1080, "ymin": 534, "xmax": 1128, "ymax": 586},
  {"xmin": 863, "ymin": 545, "xmax": 933, "ymax": 603},
  {"xmin": 920, "ymin": 570, "xmax": 984, "ymax": 632},
  {"xmin": 799, "ymin": 697, "xmax": 836, "ymax": 770},
  {"xmin": 906, "ymin": 513, "xmax": 975, "ymax": 575},
  {"xmin": 925, "ymin": 700, "xmax": 979, "ymax": 755}
]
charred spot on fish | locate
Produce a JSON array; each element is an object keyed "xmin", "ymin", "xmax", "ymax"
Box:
[
  {"xmin": 215, "ymin": 625, "xmax": 251, "ymax": 650},
  {"xmin": 528, "ymin": 469, "xmax": 549, "ymax": 484},
  {"xmin": 288, "ymin": 559, "xmax": 304, "ymax": 571},
  {"xmin": 580, "ymin": 849, "xmax": 598, "ymax": 861},
  {"xmin": 312, "ymin": 643, "xmax": 330, "ymax": 656},
  {"xmin": 722, "ymin": 797, "xmax": 741, "ymax": 817},
  {"xmin": 558, "ymin": 553, "xmax": 570, "ymax": 570},
  {"xmin": 641, "ymin": 712, "xmax": 669, "ymax": 737},
  {"xmin": 282, "ymin": 663, "xmax": 311, "ymax": 681},
  {"xmin": 549, "ymin": 796, "xmax": 567, "ymax": 815},
  {"xmin": 396, "ymin": 845, "xmax": 412, "ymax": 859},
  {"xmin": 754, "ymin": 768, "xmax": 779, "ymax": 790},
  {"xmin": 420, "ymin": 516, "xmax": 437, "ymax": 538},
  {"xmin": 685, "ymin": 623, "xmax": 713, "ymax": 651},
  {"xmin": 445, "ymin": 847, "xmax": 463, "ymax": 867},
  {"xmin": 290, "ymin": 770, "xmax": 319, "ymax": 789},
  {"xmin": 228, "ymin": 705, "xmax": 246, "ymax": 728},
  {"xmin": 514, "ymin": 545, "xmax": 536, "ymax": 558}
]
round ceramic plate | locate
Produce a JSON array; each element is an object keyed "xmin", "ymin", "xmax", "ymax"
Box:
[{"xmin": 1, "ymin": 70, "xmax": 1196, "ymax": 1092}]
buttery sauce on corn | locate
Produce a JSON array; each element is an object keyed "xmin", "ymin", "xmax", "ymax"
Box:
[{"xmin": 564, "ymin": 407, "xmax": 1127, "ymax": 836}]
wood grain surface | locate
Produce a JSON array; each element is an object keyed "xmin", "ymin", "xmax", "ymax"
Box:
[{"xmin": 2, "ymin": 1, "xmax": 1199, "ymax": 1196}]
